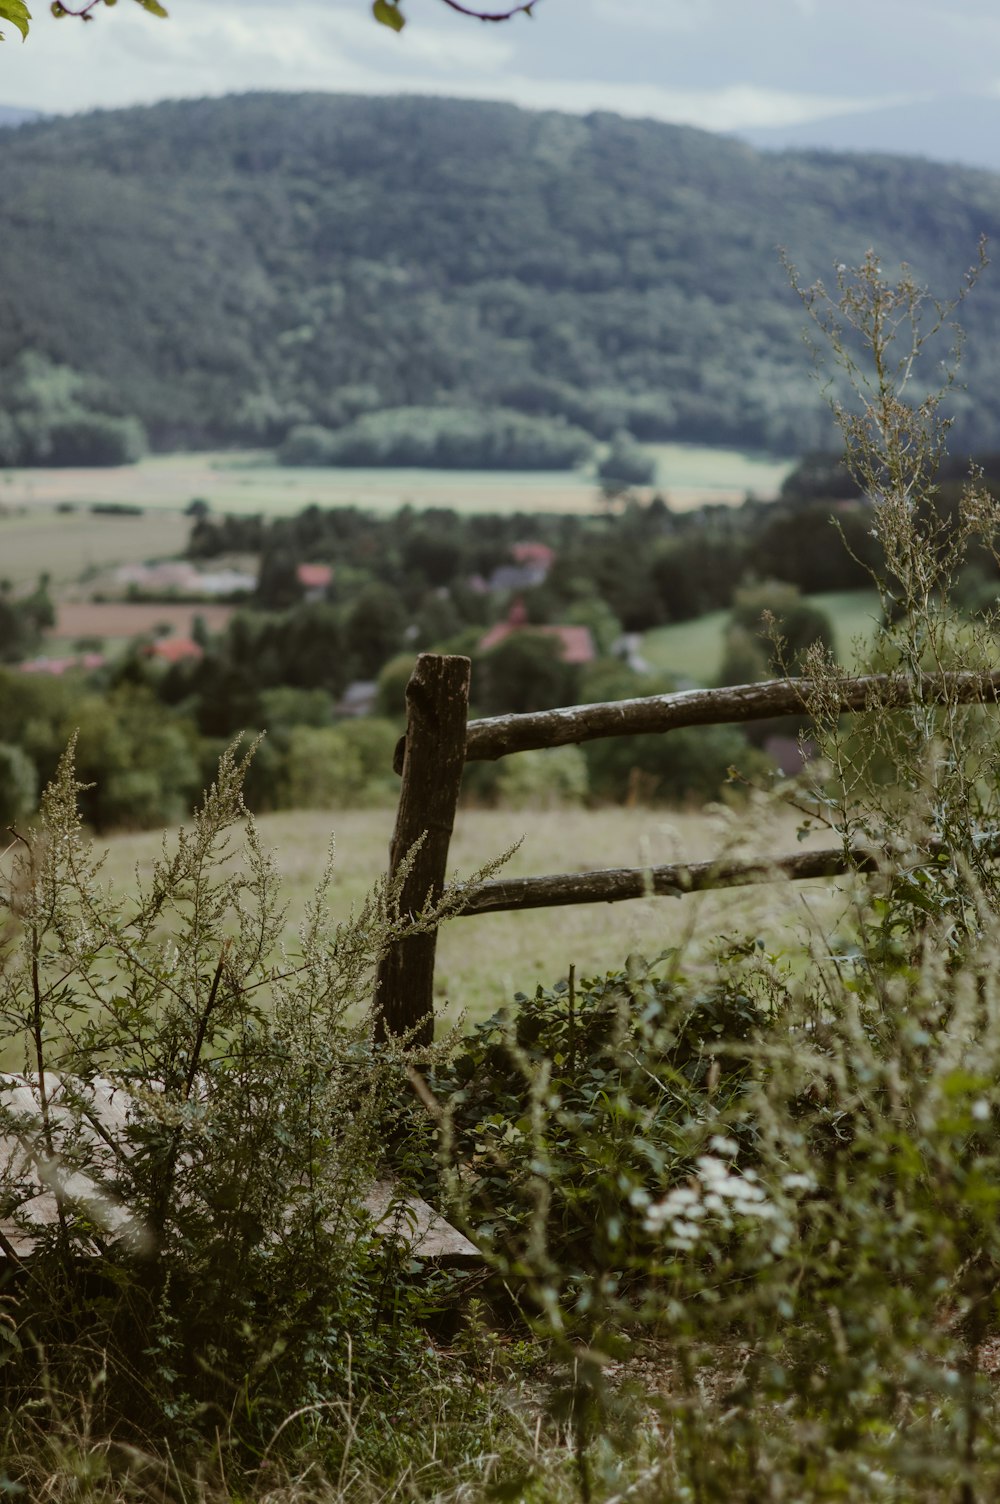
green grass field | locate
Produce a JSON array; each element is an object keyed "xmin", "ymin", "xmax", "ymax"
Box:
[
  {"xmin": 97, "ymin": 800, "xmax": 856, "ymax": 1031},
  {"xmin": 641, "ymin": 588, "xmax": 884, "ymax": 683},
  {"xmin": 1, "ymin": 443, "xmax": 793, "ymax": 522},
  {"xmin": 0, "ymin": 504, "xmax": 190, "ymax": 588}
]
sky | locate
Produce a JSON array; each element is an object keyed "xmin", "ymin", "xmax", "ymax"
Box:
[{"xmin": 2, "ymin": 0, "xmax": 1000, "ymax": 157}]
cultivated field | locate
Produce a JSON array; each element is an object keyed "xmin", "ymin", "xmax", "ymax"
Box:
[
  {"xmin": 0, "ymin": 503, "xmax": 189, "ymax": 588},
  {"xmin": 0, "ymin": 444, "xmax": 793, "ymax": 520},
  {"xmin": 98, "ymin": 799, "xmax": 858, "ymax": 1030},
  {"xmin": 49, "ymin": 601, "xmax": 235, "ymax": 643}
]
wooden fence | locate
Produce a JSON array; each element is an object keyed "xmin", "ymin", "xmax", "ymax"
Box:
[{"xmin": 374, "ymin": 653, "xmax": 1000, "ymax": 1044}]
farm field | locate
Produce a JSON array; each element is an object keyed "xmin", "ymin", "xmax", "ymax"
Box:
[
  {"xmin": 0, "ymin": 443, "xmax": 794, "ymax": 520},
  {"xmin": 48, "ymin": 600, "xmax": 235, "ymax": 643},
  {"xmin": 0, "ymin": 503, "xmax": 189, "ymax": 588},
  {"xmin": 642, "ymin": 588, "xmax": 884, "ymax": 683},
  {"xmin": 98, "ymin": 800, "xmax": 858, "ymax": 1030}
]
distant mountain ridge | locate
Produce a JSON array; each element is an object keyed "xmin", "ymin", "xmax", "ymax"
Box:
[
  {"xmin": 2, "ymin": 91, "xmax": 1000, "ymax": 456},
  {"xmin": 739, "ymin": 94, "xmax": 1000, "ymax": 176},
  {"xmin": 0, "ymin": 105, "xmax": 40, "ymax": 128}
]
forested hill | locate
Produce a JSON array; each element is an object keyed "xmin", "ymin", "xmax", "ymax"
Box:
[{"xmin": 2, "ymin": 91, "xmax": 1000, "ymax": 458}]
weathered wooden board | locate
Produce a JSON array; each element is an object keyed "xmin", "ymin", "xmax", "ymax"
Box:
[
  {"xmin": 0, "ymin": 1074, "xmax": 480, "ymax": 1267},
  {"xmin": 463, "ymin": 668, "xmax": 1000, "ymax": 761}
]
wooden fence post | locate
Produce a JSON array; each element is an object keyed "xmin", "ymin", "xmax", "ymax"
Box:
[{"xmin": 374, "ymin": 653, "xmax": 471, "ymax": 1046}]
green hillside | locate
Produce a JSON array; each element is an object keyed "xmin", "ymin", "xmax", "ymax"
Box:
[{"xmin": 2, "ymin": 93, "xmax": 1000, "ymax": 456}]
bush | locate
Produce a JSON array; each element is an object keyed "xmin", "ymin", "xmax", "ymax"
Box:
[
  {"xmin": 425, "ymin": 955, "xmax": 769, "ymax": 1276},
  {"xmin": 584, "ymin": 720, "xmax": 765, "ymax": 803},
  {"xmin": 0, "ymin": 742, "xmax": 462, "ymax": 1475},
  {"xmin": 282, "ymin": 719, "xmax": 399, "ymax": 808},
  {"xmin": 719, "ymin": 579, "xmax": 836, "ymax": 683},
  {"xmin": 0, "ymin": 741, "xmax": 38, "ymax": 826},
  {"xmin": 43, "ymin": 412, "xmax": 146, "ymax": 466},
  {"xmin": 474, "ymin": 630, "xmax": 581, "ymax": 716},
  {"xmin": 493, "ymin": 745, "xmax": 589, "ymax": 808},
  {"xmin": 14, "ymin": 412, "xmax": 146, "ymax": 466},
  {"xmin": 275, "ymin": 421, "xmax": 340, "ymax": 465}
]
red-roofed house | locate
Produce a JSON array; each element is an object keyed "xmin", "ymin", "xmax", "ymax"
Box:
[
  {"xmin": 297, "ymin": 563, "xmax": 333, "ymax": 600},
  {"xmin": 510, "ymin": 542, "xmax": 555, "ymax": 570},
  {"xmin": 479, "ymin": 600, "xmax": 595, "ymax": 665},
  {"xmin": 143, "ymin": 637, "xmax": 204, "ymax": 665}
]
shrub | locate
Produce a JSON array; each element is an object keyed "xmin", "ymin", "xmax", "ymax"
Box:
[
  {"xmin": 722, "ymin": 579, "xmax": 836, "ymax": 680},
  {"xmin": 42, "ymin": 412, "xmax": 147, "ymax": 466},
  {"xmin": 584, "ymin": 719, "xmax": 765, "ymax": 803},
  {"xmin": 424, "ymin": 954, "xmax": 770, "ymax": 1277},
  {"xmin": 0, "ymin": 741, "xmax": 37, "ymax": 827},
  {"xmin": 282, "ymin": 719, "xmax": 400, "ymax": 808},
  {"xmin": 0, "ymin": 741, "xmax": 476, "ymax": 1474},
  {"xmin": 275, "ymin": 421, "xmax": 340, "ymax": 465},
  {"xmin": 494, "ymin": 745, "xmax": 589, "ymax": 808}
]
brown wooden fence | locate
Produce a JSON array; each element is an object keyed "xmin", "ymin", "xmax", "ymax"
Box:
[{"xmin": 374, "ymin": 653, "xmax": 1000, "ymax": 1044}]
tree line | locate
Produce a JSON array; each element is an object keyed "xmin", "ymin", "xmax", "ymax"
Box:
[{"xmin": 3, "ymin": 94, "xmax": 1000, "ymax": 458}]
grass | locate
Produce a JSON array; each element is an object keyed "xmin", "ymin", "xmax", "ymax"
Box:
[
  {"xmin": 641, "ymin": 588, "xmax": 884, "ymax": 682},
  {"xmin": 644, "ymin": 441, "xmax": 792, "ymax": 502},
  {"xmin": 97, "ymin": 799, "xmax": 856, "ymax": 1030},
  {"xmin": 0, "ymin": 443, "xmax": 794, "ymax": 522},
  {"xmin": 0, "ymin": 503, "xmax": 189, "ymax": 588}
]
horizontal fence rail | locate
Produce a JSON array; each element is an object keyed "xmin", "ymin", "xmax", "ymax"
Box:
[
  {"xmin": 461, "ymin": 668, "xmax": 1000, "ymax": 763},
  {"xmin": 449, "ymin": 847, "xmax": 883, "ymax": 916},
  {"xmin": 377, "ymin": 654, "xmax": 1000, "ymax": 1040}
]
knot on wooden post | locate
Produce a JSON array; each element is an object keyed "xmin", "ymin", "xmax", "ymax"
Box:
[{"xmin": 374, "ymin": 654, "xmax": 471, "ymax": 1047}]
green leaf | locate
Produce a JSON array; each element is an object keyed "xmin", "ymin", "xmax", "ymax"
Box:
[
  {"xmin": 132, "ymin": 0, "xmax": 167, "ymax": 15},
  {"xmin": 0, "ymin": 0, "xmax": 32, "ymax": 41},
  {"xmin": 372, "ymin": 0, "xmax": 404, "ymax": 32}
]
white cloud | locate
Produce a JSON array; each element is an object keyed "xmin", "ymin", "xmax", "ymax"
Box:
[
  {"xmin": 1, "ymin": 0, "xmax": 515, "ymax": 114},
  {"xmin": 476, "ymin": 77, "xmax": 910, "ymax": 132},
  {"xmin": 588, "ymin": 0, "xmax": 711, "ymax": 35},
  {"xmin": 0, "ymin": 0, "xmax": 990, "ymax": 149}
]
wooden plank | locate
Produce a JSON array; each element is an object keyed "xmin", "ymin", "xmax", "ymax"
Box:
[
  {"xmin": 449, "ymin": 846, "xmax": 884, "ymax": 915},
  {"xmin": 462, "ymin": 669, "xmax": 1000, "ymax": 762},
  {"xmin": 0, "ymin": 1072, "xmax": 144, "ymax": 1260},
  {"xmin": 0, "ymin": 1075, "xmax": 481, "ymax": 1267},
  {"xmin": 366, "ymin": 1181, "xmax": 480, "ymax": 1267},
  {"xmin": 375, "ymin": 654, "xmax": 471, "ymax": 1046}
]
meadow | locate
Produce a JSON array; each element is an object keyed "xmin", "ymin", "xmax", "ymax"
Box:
[
  {"xmin": 97, "ymin": 797, "xmax": 855, "ymax": 1029},
  {"xmin": 0, "ymin": 500, "xmax": 189, "ymax": 588},
  {"xmin": 641, "ymin": 587, "xmax": 885, "ymax": 681},
  {"xmin": 0, "ymin": 442, "xmax": 793, "ymax": 522}
]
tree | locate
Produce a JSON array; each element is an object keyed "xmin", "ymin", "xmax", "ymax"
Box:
[
  {"xmin": 475, "ymin": 630, "xmax": 580, "ymax": 716},
  {"xmin": 597, "ymin": 430, "xmax": 656, "ymax": 490},
  {"xmin": 0, "ymin": 0, "xmax": 539, "ymax": 43},
  {"xmin": 718, "ymin": 581, "xmax": 835, "ymax": 686}
]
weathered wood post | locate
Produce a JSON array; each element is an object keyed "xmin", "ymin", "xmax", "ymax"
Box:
[{"xmin": 374, "ymin": 653, "xmax": 471, "ymax": 1046}]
